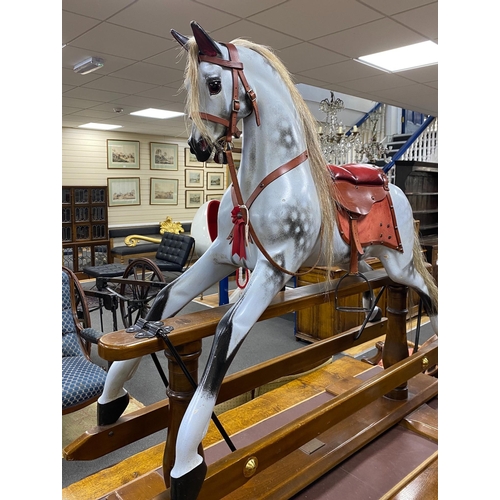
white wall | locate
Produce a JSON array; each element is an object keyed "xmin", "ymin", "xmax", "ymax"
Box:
[{"xmin": 62, "ymin": 127, "xmax": 226, "ymax": 228}]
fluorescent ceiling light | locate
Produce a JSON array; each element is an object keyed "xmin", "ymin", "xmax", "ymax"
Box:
[
  {"xmin": 356, "ymin": 41, "xmax": 438, "ymax": 72},
  {"xmin": 130, "ymin": 108, "xmax": 185, "ymax": 119},
  {"xmin": 74, "ymin": 56, "xmax": 104, "ymax": 75},
  {"xmin": 78, "ymin": 123, "xmax": 122, "ymax": 130}
]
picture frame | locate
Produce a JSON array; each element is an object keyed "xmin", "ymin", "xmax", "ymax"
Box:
[
  {"xmin": 206, "ymin": 193, "xmax": 223, "ymax": 201},
  {"xmin": 150, "ymin": 142, "xmax": 178, "ymax": 170},
  {"xmin": 185, "ymin": 190, "xmax": 204, "ymax": 209},
  {"xmin": 185, "ymin": 148, "xmax": 204, "ymax": 167},
  {"xmin": 185, "ymin": 169, "xmax": 204, "ymax": 188},
  {"xmin": 107, "ymin": 177, "xmax": 140, "ymax": 206},
  {"xmin": 150, "ymin": 178, "xmax": 178, "ymax": 205},
  {"xmin": 207, "ymin": 172, "xmax": 224, "ymax": 190},
  {"xmin": 107, "ymin": 140, "xmax": 140, "ymax": 169}
]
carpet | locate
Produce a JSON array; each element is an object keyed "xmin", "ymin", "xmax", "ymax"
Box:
[{"xmin": 62, "ymin": 396, "xmax": 145, "ymax": 452}]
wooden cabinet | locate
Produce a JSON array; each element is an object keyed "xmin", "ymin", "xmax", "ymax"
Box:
[
  {"xmin": 394, "ymin": 161, "xmax": 438, "ymax": 239},
  {"xmin": 62, "ymin": 186, "xmax": 111, "ymax": 279},
  {"xmin": 294, "ymin": 256, "xmax": 426, "ymax": 343},
  {"xmin": 295, "ymin": 259, "xmax": 387, "ymax": 343}
]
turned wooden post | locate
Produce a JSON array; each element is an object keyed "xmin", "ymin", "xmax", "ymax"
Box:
[
  {"xmin": 383, "ymin": 285, "xmax": 409, "ymax": 400},
  {"xmin": 163, "ymin": 340, "xmax": 203, "ymax": 487}
]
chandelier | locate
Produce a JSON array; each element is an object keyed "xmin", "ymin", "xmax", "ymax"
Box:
[
  {"xmin": 355, "ymin": 106, "xmax": 391, "ymax": 164},
  {"xmin": 319, "ymin": 92, "xmax": 360, "ymax": 165},
  {"xmin": 318, "ymin": 92, "xmax": 391, "ymax": 165}
]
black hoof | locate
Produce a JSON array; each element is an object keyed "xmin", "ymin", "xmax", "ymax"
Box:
[
  {"xmin": 97, "ymin": 392, "xmax": 129, "ymax": 426},
  {"xmin": 170, "ymin": 460, "xmax": 207, "ymax": 500}
]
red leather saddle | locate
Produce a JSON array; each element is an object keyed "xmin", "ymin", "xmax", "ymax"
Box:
[{"xmin": 328, "ymin": 164, "xmax": 403, "ymax": 273}]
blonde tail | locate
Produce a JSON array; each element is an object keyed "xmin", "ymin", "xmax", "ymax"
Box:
[{"xmin": 412, "ymin": 227, "xmax": 438, "ymax": 313}]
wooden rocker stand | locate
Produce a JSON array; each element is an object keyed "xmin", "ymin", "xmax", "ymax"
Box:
[{"xmin": 63, "ymin": 269, "xmax": 437, "ymax": 500}]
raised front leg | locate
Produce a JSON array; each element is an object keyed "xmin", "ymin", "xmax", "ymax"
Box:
[
  {"xmin": 97, "ymin": 250, "xmax": 235, "ymax": 425},
  {"xmin": 168, "ymin": 260, "xmax": 290, "ymax": 499}
]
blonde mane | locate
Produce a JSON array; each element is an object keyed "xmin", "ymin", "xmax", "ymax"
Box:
[{"xmin": 183, "ymin": 37, "xmax": 337, "ymax": 274}]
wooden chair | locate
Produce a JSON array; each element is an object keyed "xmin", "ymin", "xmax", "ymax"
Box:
[{"xmin": 62, "ymin": 266, "xmax": 107, "ymax": 415}]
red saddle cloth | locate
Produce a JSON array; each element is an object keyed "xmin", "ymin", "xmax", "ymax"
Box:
[{"xmin": 328, "ymin": 164, "xmax": 403, "ymax": 255}]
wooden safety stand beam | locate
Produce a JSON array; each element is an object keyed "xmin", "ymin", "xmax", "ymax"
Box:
[
  {"xmin": 152, "ymin": 284, "xmax": 436, "ymax": 499},
  {"xmin": 65, "ymin": 270, "xmax": 395, "ymax": 461}
]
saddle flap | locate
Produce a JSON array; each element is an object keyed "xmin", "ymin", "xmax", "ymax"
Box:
[
  {"xmin": 335, "ymin": 181, "xmax": 388, "ymax": 215},
  {"xmin": 329, "ymin": 163, "xmax": 389, "ymax": 215}
]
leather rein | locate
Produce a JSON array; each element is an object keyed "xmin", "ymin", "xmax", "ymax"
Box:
[{"xmin": 197, "ymin": 43, "xmax": 317, "ymax": 277}]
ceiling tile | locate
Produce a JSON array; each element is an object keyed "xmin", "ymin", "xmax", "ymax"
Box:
[
  {"xmin": 82, "ymin": 76, "xmax": 158, "ymax": 94},
  {"xmin": 64, "ymin": 87, "xmax": 128, "ymax": 103},
  {"xmin": 195, "ymin": 0, "xmax": 287, "ymax": 18},
  {"xmin": 107, "ymin": 0, "xmax": 239, "ymax": 39},
  {"xmin": 276, "ymin": 42, "xmax": 347, "ymax": 74},
  {"xmin": 136, "ymin": 86, "xmax": 187, "ymax": 104},
  {"xmin": 393, "ymin": 3, "xmax": 438, "ymax": 39},
  {"xmin": 110, "ymin": 62, "xmax": 185, "ymax": 85},
  {"xmin": 398, "ymin": 64, "xmax": 438, "ymax": 84},
  {"xmin": 358, "ymin": 0, "xmax": 435, "ymax": 16},
  {"xmin": 313, "ymin": 18, "xmax": 426, "ymax": 59},
  {"xmin": 248, "ymin": 0, "xmax": 382, "ymax": 41},
  {"xmin": 62, "ymin": 11, "xmax": 101, "ymax": 45},
  {"xmin": 372, "ymin": 83, "xmax": 438, "ymax": 113},
  {"xmin": 211, "ymin": 20, "xmax": 301, "ymax": 49},
  {"xmin": 69, "ymin": 22, "xmax": 172, "ymax": 60},
  {"xmin": 339, "ymin": 73, "xmax": 416, "ymax": 93},
  {"xmin": 300, "ymin": 59, "xmax": 382, "ymax": 84},
  {"xmin": 62, "ymin": 96, "xmax": 103, "ymax": 109},
  {"xmin": 62, "ymin": 0, "xmax": 137, "ymax": 20},
  {"xmin": 144, "ymin": 47, "xmax": 188, "ymax": 70}
]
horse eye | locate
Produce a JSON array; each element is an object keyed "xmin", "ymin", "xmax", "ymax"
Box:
[{"xmin": 208, "ymin": 80, "xmax": 221, "ymax": 95}]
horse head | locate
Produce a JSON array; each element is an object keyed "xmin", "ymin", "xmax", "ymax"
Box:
[{"xmin": 172, "ymin": 21, "xmax": 257, "ymax": 163}]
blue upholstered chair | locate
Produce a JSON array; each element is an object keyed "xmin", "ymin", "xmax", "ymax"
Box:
[{"xmin": 62, "ymin": 266, "xmax": 107, "ymax": 414}]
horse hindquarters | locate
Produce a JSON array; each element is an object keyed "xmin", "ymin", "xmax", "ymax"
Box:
[{"xmin": 364, "ymin": 185, "xmax": 438, "ymax": 335}]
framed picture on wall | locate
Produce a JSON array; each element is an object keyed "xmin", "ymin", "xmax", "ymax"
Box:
[
  {"xmin": 185, "ymin": 190, "xmax": 203, "ymax": 209},
  {"xmin": 185, "ymin": 148, "xmax": 204, "ymax": 167},
  {"xmin": 206, "ymin": 193, "xmax": 223, "ymax": 201},
  {"xmin": 207, "ymin": 172, "xmax": 224, "ymax": 190},
  {"xmin": 107, "ymin": 177, "xmax": 140, "ymax": 206},
  {"xmin": 107, "ymin": 140, "xmax": 140, "ymax": 169},
  {"xmin": 185, "ymin": 169, "xmax": 204, "ymax": 188},
  {"xmin": 150, "ymin": 142, "xmax": 178, "ymax": 170},
  {"xmin": 150, "ymin": 178, "xmax": 178, "ymax": 205}
]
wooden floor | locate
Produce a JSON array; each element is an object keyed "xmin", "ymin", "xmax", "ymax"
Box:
[{"xmin": 62, "ymin": 322, "xmax": 437, "ymax": 500}]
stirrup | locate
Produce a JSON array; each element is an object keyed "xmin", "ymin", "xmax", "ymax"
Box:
[
  {"xmin": 334, "ymin": 272, "xmax": 385, "ymax": 341},
  {"xmin": 334, "ymin": 271, "xmax": 374, "ymax": 314}
]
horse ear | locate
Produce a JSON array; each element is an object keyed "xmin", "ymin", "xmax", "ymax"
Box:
[
  {"xmin": 171, "ymin": 29, "xmax": 190, "ymax": 51},
  {"xmin": 190, "ymin": 21, "xmax": 222, "ymax": 57}
]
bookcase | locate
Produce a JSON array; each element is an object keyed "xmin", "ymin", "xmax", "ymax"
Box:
[{"xmin": 62, "ymin": 186, "xmax": 111, "ymax": 279}]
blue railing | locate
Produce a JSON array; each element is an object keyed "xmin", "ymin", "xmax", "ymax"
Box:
[{"xmin": 383, "ymin": 115, "xmax": 436, "ymax": 173}]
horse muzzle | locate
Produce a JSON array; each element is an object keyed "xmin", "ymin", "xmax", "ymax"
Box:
[{"xmin": 188, "ymin": 136, "xmax": 213, "ymax": 163}]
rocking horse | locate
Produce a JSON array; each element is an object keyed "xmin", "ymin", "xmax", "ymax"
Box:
[{"xmin": 96, "ymin": 22, "xmax": 438, "ymax": 499}]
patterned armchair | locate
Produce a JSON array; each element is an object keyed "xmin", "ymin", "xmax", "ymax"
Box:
[{"xmin": 62, "ymin": 266, "xmax": 107, "ymax": 414}]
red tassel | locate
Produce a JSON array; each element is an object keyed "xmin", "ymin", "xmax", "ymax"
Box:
[{"xmin": 231, "ymin": 206, "xmax": 247, "ymax": 259}]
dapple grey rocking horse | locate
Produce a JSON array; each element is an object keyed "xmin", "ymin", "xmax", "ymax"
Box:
[{"xmin": 97, "ymin": 21, "xmax": 438, "ymax": 499}]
